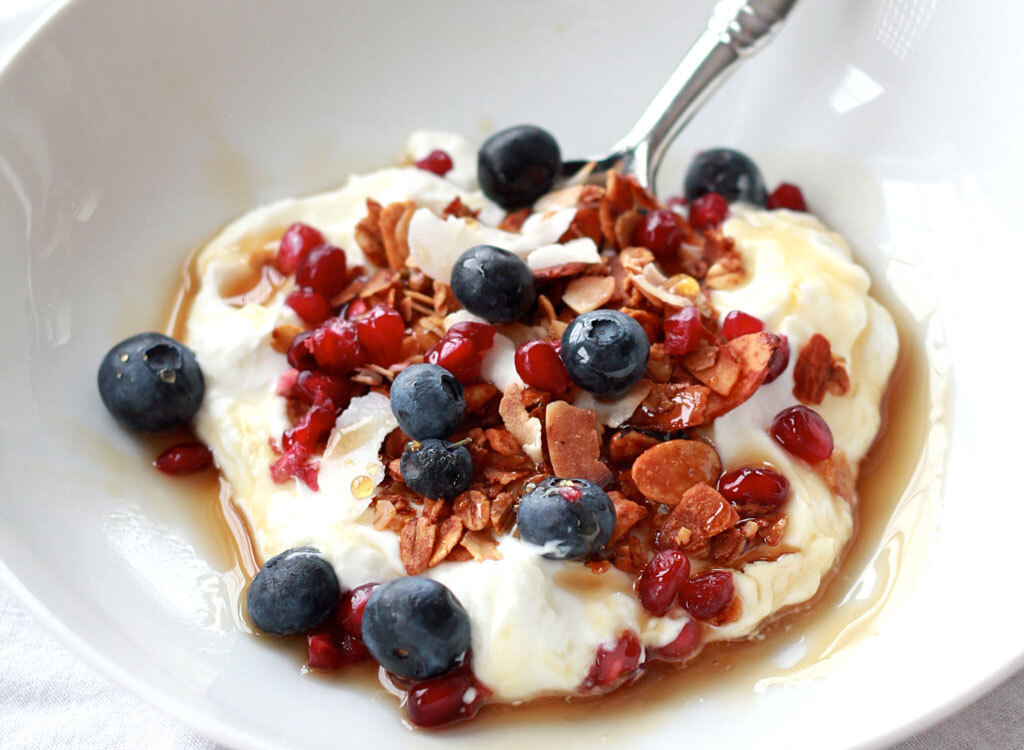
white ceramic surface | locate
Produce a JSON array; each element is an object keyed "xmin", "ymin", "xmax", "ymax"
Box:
[{"xmin": 1, "ymin": 1, "xmax": 1022, "ymax": 748}]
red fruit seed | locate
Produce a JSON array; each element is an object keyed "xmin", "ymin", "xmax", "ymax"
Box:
[
  {"xmin": 584, "ymin": 632, "xmax": 643, "ymax": 691},
  {"xmin": 337, "ymin": 583, "xmax": 379, "ymax": 638},
  {"xmin": 307, "ymin": 318, "xmax": 367, "ymax": 374},
  {"xmin": 652, "ymin": 620, "xmax": 702, "ymax": 662},
  {"xmin": 763, "ymin": 333, "xmax": 790, "ymax": 383},
  {"xmin": 276, "ymin": 223, "xmax": 325, "ymax": 275},
  {"xmin": 770, "ymin": 405, "xmax": 834, "ymax": 463},
  {"xmin": 767, "ymin": 183, "xmax": 808, "ymax": 211},
  {"xmin": 637, "ymin": 550, "xmax": 691, "ymax": 616},
  {"xmin": 356, "ymin": 305, "xmax": 405, "ymax": 366},
  {"xmin": 285, "ymin": 289, "xmax": 330, "ymax": 326},
  {"xmin": 345, "ymin": 298, "xmax": 370, "ymax": 320},
  {"xmin": 721, "ymin": 310, "xmax": 764, "ymax": 340},
  {"xmin": 154, "ymin": 441, "xmax": 213, "ymax": 475},
  {"xmin": 405, "ymin": 664, "xmax": 490, "ymax": 728},
  {"xmin": 680, "ymin": 571, "xmax": 735, "ymax": 620},
  {"xmin": 295, "ymin": 370, "xmax": 350, "ymax": 411},
  {"xmin": 689, "ymin": 192, "xmax": 729, "ymax": 230},
  {"xmin": 414, "ymin": 149, "xmax": 454, "ymax": 177},
  {"xmin": 426, "ymin": 336, "xmax": 480, "ymax": 384},
  {"xmin": 296, "ymin": 244, "xmax": 348, "ymax": 298},
  {"xmin": 286, "ymin": 330, "xmax": 318, "ymax": 370},
  {"xmin": 718, "ymin": 466, "xmax": 791, "ymax": 507},
  {"xmin": 282, "ymin": 396, "xmax": 336, "ymax": 453},
  {"xmin": 663, "ymin": 306, "xmax": 704, "ymax": 356},
  {"xmin": 514, "ymin": 340, "xmax": 571, "ymax": 394},
  {"xmin": 633, "ymin": 209, "xmax": 683, "ymax": 258},
  {"xmin": 447, "ymin": 321, "xmax": 496, "ymax": 351}
]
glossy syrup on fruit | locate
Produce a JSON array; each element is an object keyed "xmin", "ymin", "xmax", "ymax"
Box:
[{"xmin": 161, "ymin": 209, "xmax": 950, "ymax": 737}]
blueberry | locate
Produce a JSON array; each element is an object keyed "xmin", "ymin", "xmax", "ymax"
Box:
[
  {"xmin": 246, "ymin": 546, "xmax": 340, "ymax": 635},
  {"xmin": 97, "ymin": 332, "xmax": 205, "ymax": 432},
  {"xmin": 684, "ymin": 148, "xmax": 767, "ymax": 205},
  {"xmin": 390, "ymin": 363, "xmax": 465, "ymax": 440},
  {"xmin": 560, "ymin": 310, "xmax": 649, "ymax": 398},
  {"xmin": 516, "ymin": 477, "xmax": 616, "ymax": 560},
  {"xmin": 450, "ymin": 245, "xmax": 536, "ymax": 323},
  {"xmin": 477, "ymin": 125, "xmax": 562, "ymax": 209},
  {"xmin": 361, "ymin": 577, "xmax": 471, "ymax": 681},
  {"xmin": 401, "ymin": 439, "xmax": 473, "ymax": 500}
]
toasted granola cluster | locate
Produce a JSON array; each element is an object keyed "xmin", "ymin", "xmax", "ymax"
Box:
[{"xmin": 262, "ymin": 169, "xmax": 853, "ymax": 631}]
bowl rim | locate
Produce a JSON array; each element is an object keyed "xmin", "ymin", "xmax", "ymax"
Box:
[{"xmin": 2, "ymin": 1, "xmax": 1023, "ymax": 748}]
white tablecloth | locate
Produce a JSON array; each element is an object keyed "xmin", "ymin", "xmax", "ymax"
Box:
[{"xmin": 2, "ymin": 3, "xmax": 1023, "ymax": 748}]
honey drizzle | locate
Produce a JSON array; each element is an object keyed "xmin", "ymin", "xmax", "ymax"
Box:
[{"xmin": 162, "ymin": 227, "xmax": 947, "ymax": 730}]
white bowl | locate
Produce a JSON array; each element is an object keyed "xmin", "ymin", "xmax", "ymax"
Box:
[{"xmin": 2, "ymin": 0, "xmax": 1022, "ymax": 747}]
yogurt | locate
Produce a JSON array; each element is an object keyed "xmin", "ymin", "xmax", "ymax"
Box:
[{"xmin": 185, "ymin": 133, "xmax": 898, "ymax": 701}]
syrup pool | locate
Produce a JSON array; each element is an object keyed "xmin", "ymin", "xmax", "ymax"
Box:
[{"xmin": 160, "ymin": 215, "xmax": 950, "ymax": 736}]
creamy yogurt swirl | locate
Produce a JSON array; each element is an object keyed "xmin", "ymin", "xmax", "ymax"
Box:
[{"xmin": 186, "ymin": 133, "xmax": 898, "ymax": 701}]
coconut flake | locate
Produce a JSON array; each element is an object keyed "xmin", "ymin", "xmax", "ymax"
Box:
[
  {"xmin": 526, "ymin": 238, "xmax": 600, "ymax": 271},
  {"xmin": 573, "ymin": 380, "xmax": 654, "ymax": 428},
  {"xmin": 408, "ymin": 207, "xmax": 577, "ymax": 284}
]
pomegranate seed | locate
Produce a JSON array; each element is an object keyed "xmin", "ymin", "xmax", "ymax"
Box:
[
  {"xmin": 345, "ymin": 298, "xmax": 369, "ymax": 320},
  {"xmin": 767, "ymin": 183, "xmax": 808, "ymax": 211},
  {"xmin": 583, "ymin": 632, "xmax": 643, "ymax": 691},
  {"xmin": 557, "ymin": 486, "xmax": 582, "ymax": 502},
  {"xmin": 307, "ymin": 628, "xmax": 369, "ymax": 672},
  {"xmin": 269, "ymin": 444, "xmax": 319, "ymax": 490},
  {"xmin": 651, "ymin": 620, "xmax": 702, "ymax": 662},
  {"xmin": 633, "ymin": 209, "xmax": 683, "ymax": 258},
  {"xmin": 307, "ymin": 631, "xmax": 341, "ymax": 671},
  {"xmin": 295, "ymin": 370, "xmax": 350, "ymax": 411},
  {"xmin": 282, "ymin": 396, "xmax": 336, "ymax": 452},
  {"xmin": 721, "ymin": 310, "xmax": 764, "ymax": 340},
  {"xmin": 296, "ymin": 244, "xmax": 348, "ymax": 297},
  {"xmin": 154, "ymin": 441, "xmax": 212, "ymax": 475},
  {"xmin": 514, "ymin": 340, "xmax": 570, "ymax": 393},
  {"xmin": 405, "ymin": 664, "xmax": 490, "ymax": 728},
  {"xmin": 414, "ymin": 149, "xmax": 454, "ymax": 177},
  {"xmin": 307, "ymin": 318, "xmax": 367, "ymax": 374},
  {"xmin": 663, "ymin": 306, "xmax": 704, "ymax": 356},
  {"xmin": 637, "ymin": 550, "xmax": 691, "ymax": 616},
  {"xmin": 689, "ymin": 192, "xmax": 729, "ymax": 230},
  {"xmin": 356, "ymin": 305, "xmax": 405, "ymax": 366},
  {"xmin": 426, "ymin": 336, "xmax": 480, "ymax": 384},
  {"xmin": 770, "ymin": 405, "xmax": 834, "ymax": 463},
  {"xmin": 680, "ymin": 571, "xmax": 734, "ymax": 620},
  {"xmin": 337, "ymin": 583, "xmax": 379, "ymax": 638},
  {"xmin": 763, "ymin": 333, "xmax": 790, "ymax": 383},
  {"xmin": 447, "ymin": 321, "xmax": 496, "ymax": 351},
  {"xmin": 718, "ymin": 466, "xmax": 790, "ymax": 507},
  {"xmin": 285, "ymin": 288, "xmax": 330, "ymax": 326},
  {"xmin": 276, "ymin": 368, "xmax": 300, "ymax": 397},
  {"xmin": 287, "ymin": 330, "xmax": 317, "ymax": 370},
  {"xmin": 276, "ymin": 223, "xmax": 325, "ymax": 274}
]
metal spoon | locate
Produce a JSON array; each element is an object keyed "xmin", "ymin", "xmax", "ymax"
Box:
[{"xmin": 562, "ymin": 0, "xmax": 799, "ymax": 191}]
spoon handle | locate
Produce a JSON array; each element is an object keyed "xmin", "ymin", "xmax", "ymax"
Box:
[{"xmin": 616, "ymin": 0, "xmax": 799, "ymax": 189}]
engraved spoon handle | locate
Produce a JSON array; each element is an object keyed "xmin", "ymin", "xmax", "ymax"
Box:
[{"xmin": 569, "ymin": 0, "xmax": 799, "ymax": 190}]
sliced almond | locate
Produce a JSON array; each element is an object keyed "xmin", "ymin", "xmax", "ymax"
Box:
[
  {"xmin": 608, "ymin": 490, "xmax": 648, "ymax": 545},
  {"xmin": 632, "ymin": 439, "xmax": 722, "ymax": 506},
  {"xmin": 655, "ymin": 483, "xmax": 738, "ymax": 550},
  {"xmin": 704, "ymin": 332, "xmax": 784, "ymax": 420},
  {"xmin": 563, "ymin": 275, "xmax": 616, "ymax": 314},
  {"xmin": 686, "ymin": 343, "xmax": 742, "ymax": 396},
  {"xmin": 498, "ymin": 383, "xmax": 544, "ymax": 464},
  {"xmin": 544, "ymin": 400, "xmax": 614, "ymax": 487}
]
